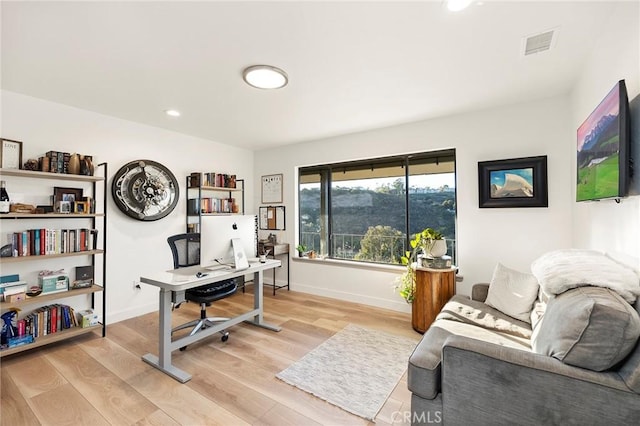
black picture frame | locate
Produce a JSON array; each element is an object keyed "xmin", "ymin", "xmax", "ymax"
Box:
[
  {"xmin": 1, "ymin": 138, "xmax": 23, "ymax": 169},
  {"xmin": 478, "ymin": 156, "xmax": 548, "ymax": 208},
  {"xmin": 259, "ymin": 205, "xmax": 286, "ymax": 230},
  {"xmin": 53, "ymin": 187, "xmax": 84, "ymax": 204}
]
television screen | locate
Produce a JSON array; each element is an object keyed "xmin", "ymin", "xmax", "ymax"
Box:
[
  {"xmin": 576, "ymin": 80, "xmax": 630, "ymax": 201},
  {"xmin": 199, "ymin": 214, "xmax": 258, "ymax": 269}
]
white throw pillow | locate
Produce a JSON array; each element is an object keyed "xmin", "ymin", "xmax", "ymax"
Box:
[{"xmin": 485, "ymin": 263, "xmax": 540, "ymax": 323}]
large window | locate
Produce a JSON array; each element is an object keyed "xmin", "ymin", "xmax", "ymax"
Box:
[{"xmin": 299, "ymin": 149, "xmax": 456, "ymax": 265}]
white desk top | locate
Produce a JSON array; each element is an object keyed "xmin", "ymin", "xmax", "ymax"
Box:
[{"xmin": 140, "ymin": 258, "xmax": 281, "ymax": 291}]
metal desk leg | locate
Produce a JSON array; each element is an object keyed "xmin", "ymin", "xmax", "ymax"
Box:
[
  {"xmin": 246, "ymin": 269, "xmax": 280, "ymax": 332},
  {"xmin": 272, "ymin": 261, "xmax": 276, "ymax": 296},
  {"xmin": 142, "ymin": 288, "xmax": 192, "ymax": 383}
]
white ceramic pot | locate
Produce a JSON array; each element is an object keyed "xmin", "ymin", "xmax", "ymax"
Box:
[{"xmin": 425, "ymin": 239, "xmax": 447, "ymax": 258}]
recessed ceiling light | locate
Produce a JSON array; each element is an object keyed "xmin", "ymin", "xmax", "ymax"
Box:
[
  {"xmin": 446, "ymin": 0, "xmax": 472, "ymax": 12},
  {"xmin": 243, "ymin": 65, "xmax": 288, "ymax": 89},
  {"xmin": 165, "ymin": 109, "xmax": 181, "ymax": 117}
]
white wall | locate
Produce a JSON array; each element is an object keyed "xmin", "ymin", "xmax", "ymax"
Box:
[
  {"xmin": 570, "ymin": 2, "xmax": 640, "ymax": 269},
  {"xmin": 254, "ymin": 95, "xmax": 574, "ymax": 313},
  {"xmin": 1, "ymin": 90, "xmax": 255, "ymax": 323}
]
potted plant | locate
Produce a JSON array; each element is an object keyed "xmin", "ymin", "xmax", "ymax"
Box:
[
  {"xmin": 420, "ymin": 228, "xmax": 446, "ymax": 259},
  {"xmin": 295, "ymin": 244, "xmax": 307, "ymax": 257},
  {"xmin": 394, "ymin": 228, "xmax": 444, "ymax": 303}
]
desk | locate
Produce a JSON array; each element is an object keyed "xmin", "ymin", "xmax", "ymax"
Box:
[
  {"xmin": 259, "ymin": 242, "xmax": 290, "ymax": 295},
  {"xmin": 140, "ymin": 259, "xmax": 281, "ymax": 383}
]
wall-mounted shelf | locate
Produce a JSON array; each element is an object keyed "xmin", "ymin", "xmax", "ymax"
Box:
[{"xmin": 0, "ymin": 164, "xmax": 107, "ymax": 357}]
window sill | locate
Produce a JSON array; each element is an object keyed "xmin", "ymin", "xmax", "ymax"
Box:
[
  {"xmin": 291, "ymin": 255, "xmax": 404, "ymax": 273},
  {"xmin": 292, "ymin": 256, "xmax": 464, "ymax": 280}
]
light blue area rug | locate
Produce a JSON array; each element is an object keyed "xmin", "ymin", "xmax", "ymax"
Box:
[{"xmin": 276, "ymin": 324, "xmax": 418, "ymax": 421}]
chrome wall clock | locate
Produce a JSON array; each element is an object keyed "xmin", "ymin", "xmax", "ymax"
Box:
[{"xmin": 112, "ymin": 159, "xmax": 179, "ymax": 221}]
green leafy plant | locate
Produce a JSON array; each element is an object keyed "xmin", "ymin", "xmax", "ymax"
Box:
[
  {"xmin": 295, "ymin": 244, "xmax": 307, "ymax": 256},
  {"xmin": 394, "ymin": 228, "xmax": 443, "ymax": 303}
]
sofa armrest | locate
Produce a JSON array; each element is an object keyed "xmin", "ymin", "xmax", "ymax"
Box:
[
  {"xmin": 471, "ymin": 283, "xmax": 489, "ymax": 302},
  {"xmin": 440, "ymin": 335, "xmax": 639, "ymax": 425}
]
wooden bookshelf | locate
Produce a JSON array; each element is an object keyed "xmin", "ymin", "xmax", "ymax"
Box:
[
  {"xmin": 0, "ymin": 324, "xmax": 102, "ymax": 357},
  {"xmin": 0, "ymin": 250, "xmax": 104, "ymax": 264},
  {"xmin": 0, "ymin": 284, "xmax": 103, "ymax": 310},
  {"xmin": 0, "ymin": 168, "xmax": 103, "ymax": 182}
]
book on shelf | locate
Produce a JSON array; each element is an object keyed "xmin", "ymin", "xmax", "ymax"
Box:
[
  {"xmin": 187, "ymin": 197, "xmax": 235, "ymax": 214},
  {"xmin": 189, "ymin": 172, "xmax": 237, "ymax": 189},
  {"xmin": 45, "ymin": 151, "xmax": 71, "ymax": 174},
  {"xmin": 6, "ymin": 228, "xmax": 99, "ymax": 257}
]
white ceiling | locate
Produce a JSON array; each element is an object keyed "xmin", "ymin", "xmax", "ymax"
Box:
[{"xmin": 1, "ymin": 1, "xmax": 624, "ymax": 150}]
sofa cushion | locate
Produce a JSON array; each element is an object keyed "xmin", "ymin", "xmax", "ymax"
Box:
[
  {"xmin": 485, "ymin": 263, "xmax": 539, "ymax": 323},
  {"xmin": 619, "ymin": 299, "xmax": 640, "ymax": 393},
  {"xmin": 437, "ymin": 295, "xmax": 532, "ymax": 339},
  {"xmin": 408, "ymin": 318, "xmax": 530, "ymax": 400},
  {"xmin": 532, "ymin": 286, "xmax": 640, "ymax": 371}
]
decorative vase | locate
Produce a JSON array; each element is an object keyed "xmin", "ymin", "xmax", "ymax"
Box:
[
  {"xmin": 68, "ymin": 153, "xmax": 80, "ymax": 175},
  {"xmin": 425, "ymin": 239, "xmax": 447, "ymax": 258},
  {"xmin": 80, "ymin": 155, "xmax": 94, "ymax": 176}
]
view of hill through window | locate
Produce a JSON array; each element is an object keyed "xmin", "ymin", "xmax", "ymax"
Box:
[{"xmin": 300, "ymin": 172, "xmax": 456, "ymax": 265}]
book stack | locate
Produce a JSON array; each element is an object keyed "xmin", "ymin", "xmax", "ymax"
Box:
[
  {"xmin": 187, "ymin": 197, "xmax": 235, "ymax": 214},
  {"xmin": 8, "ymin": 228, "xmax": 99, "ymax": 257},
  {"xmin": 18, "ymin": 304, "xmax": 78, "ymax": 340},
  {"xmin": 45, "ymin": 151, "xmax": 71, "ymax": 174},
  {"xmin": 189, "ymin": 172, "xmax": 237, "ymax": 188}
]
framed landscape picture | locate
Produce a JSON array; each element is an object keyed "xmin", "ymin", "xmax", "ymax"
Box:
[{"xmin": 478, "ymin": 156, "xmax": 548, "ymax": 208}]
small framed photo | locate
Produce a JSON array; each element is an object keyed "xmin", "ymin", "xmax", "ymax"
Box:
[
  {"xmin": 53, "ymin": 187, "xmax": 83, "ymax": 204},
  {"xmin": 74, "ymin": 201, "xmax": 88, "ymax": 214},
  {"xmin": 55, "ymin": 200, "xmax": 72, "ymax": 214},
  {"xmin": 478, "ymin": 156, "xmax": 548, "ymax": 208},
  {"xmin": 1, "ymin": 139, "xmax": 23, "ymax": 169}
]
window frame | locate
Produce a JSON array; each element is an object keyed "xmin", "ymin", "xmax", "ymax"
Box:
[{"xmin": 298, "ymin": 149, "xmax": 456, "ymax": 265}]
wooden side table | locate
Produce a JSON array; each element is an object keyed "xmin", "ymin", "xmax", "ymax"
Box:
[{"xmin": 412, "ymin": 266, "xmax": 456, "ymax": 334}]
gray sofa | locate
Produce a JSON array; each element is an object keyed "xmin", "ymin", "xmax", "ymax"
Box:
[{"xmin": 408, "ymin": 283, "xmax": 640, "ymax": 425}]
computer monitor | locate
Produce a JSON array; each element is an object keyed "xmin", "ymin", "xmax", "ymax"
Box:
[{"xmin": 199, "ymin": 214, "xmax": 258, "ymax": 269}]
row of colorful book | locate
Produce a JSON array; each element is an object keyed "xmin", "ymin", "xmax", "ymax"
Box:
[
  {"xmin": 189, "ymin": 172, "xmax": 237, "ymax": 188},
  {"xmin": 17, "ymin": 304, "xmax": 78, "ymax": 340},
  {"xmin": 187, "ymin": 198, "xmax": 238, "ymax": 215},
  {"xmin": 7, "ymin": 228, "xmax": 99, "ymax": 257}
]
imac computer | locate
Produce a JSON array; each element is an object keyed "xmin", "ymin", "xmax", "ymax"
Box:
[{"xmin": 199, "ymin": 214, "xmax": 258, "ymax": 270}]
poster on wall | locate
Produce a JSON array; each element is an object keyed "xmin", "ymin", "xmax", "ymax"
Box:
[{"xmin": 261, "ymin": 174, "xmax": 283, "ymax": 204}]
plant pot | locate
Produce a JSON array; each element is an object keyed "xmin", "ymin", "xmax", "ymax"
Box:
[{"xmin": 425, "ymin": 239, "xmax": 447, "ymax": 258}]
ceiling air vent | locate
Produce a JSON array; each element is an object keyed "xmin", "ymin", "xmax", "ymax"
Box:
[{"xmin": 522, "ymin": 29, "xmax": 557, "ymax": 56}]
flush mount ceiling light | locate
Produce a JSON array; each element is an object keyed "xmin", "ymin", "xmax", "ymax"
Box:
[
  {"xmin": 446, "ymin": 0, "xmax": 472, "ymax": 12},
  {"xmin": 165, "ymin": 109, "xmax": 181, "ymax": 117},
  {"xmin": 243, "ymin": 65, "xmax": 288, "ymax": 89}
]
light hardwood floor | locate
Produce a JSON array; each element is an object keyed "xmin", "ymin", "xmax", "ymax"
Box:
[{"xmin": 1, "ymin": 286, "xmax": 419, "ymax": 426}]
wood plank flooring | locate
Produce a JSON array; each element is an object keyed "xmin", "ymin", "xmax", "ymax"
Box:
[{"xmin": 1, "ymin": 286, "xmax": 419, "ymax": 426}]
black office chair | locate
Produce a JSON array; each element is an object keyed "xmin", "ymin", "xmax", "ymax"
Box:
[{"xmin": 167, "ymin": 233, "xmax": 237, "ymax": 344}]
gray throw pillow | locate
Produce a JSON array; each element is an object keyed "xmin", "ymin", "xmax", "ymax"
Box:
[
  {"xmin": 532, "ymin": 286, "xmax": 640, "ymax": 371},
  {"xmin": 485, "ymin": 263, "xmax": 540, "ymax": 323}
]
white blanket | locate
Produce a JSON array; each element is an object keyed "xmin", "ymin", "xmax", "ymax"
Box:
[{"xmin": 531, "ymin": 249, "xmax": 640, "ymax": 303}]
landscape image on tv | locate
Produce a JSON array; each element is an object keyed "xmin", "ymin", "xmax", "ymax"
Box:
[{"xmin": 576, "ymin": 83, "xmax": 621, "ymax": 201}]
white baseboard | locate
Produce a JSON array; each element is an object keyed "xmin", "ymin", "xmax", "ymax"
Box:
[
  {"xmin": 291, "ymin": 282, "xmax": 411, "ymax": 314},
  {"xmin": 108, "ymin": 302, "xmax": 157, "ymax": 324}
]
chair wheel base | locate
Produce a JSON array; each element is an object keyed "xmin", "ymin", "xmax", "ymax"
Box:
[
  {"xmin": 180, "ymin": 346, "xmax": 187, "ymax": 351},
  {"xmin": 221, "ymin": 332, "xmax": 229, "ymax": 342}
]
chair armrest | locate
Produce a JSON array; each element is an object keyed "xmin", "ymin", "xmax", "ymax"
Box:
[
  {"xmin": 440, "ymin": 335, "xmax": 639, "ymax": 425},
  {"xmin": 471, "ymin": 283, "xmax": 489, "ymax": 302}
]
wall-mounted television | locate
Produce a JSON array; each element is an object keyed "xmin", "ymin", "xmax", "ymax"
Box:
[{"xmin": 576, "ymin": 79, "xmax": 631, "ymax": 202}]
